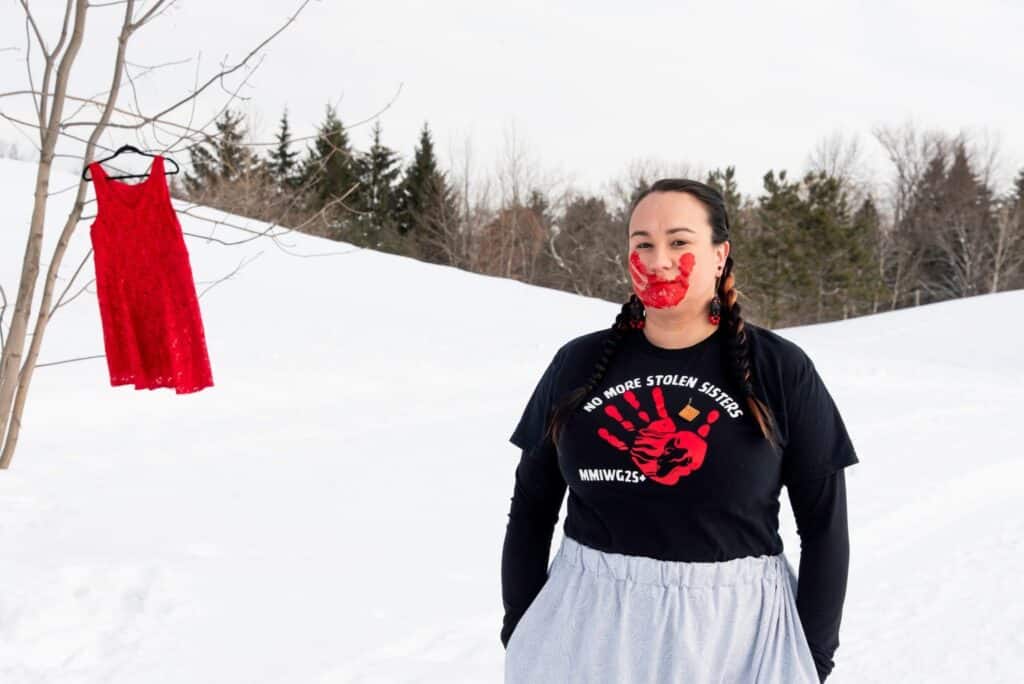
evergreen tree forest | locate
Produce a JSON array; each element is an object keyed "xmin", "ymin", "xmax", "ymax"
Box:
[{"xmin": 175, "ymin": 109, "xmax": 1024, "ymax": 329}]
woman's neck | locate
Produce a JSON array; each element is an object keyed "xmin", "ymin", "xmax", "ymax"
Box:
[{"xmin": 641, "ymin": 314, "xmax": 719, "ymax": 350}]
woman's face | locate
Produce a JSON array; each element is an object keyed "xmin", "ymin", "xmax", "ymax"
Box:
[{"xmin": 626, "ymin": 191, "xmax": 729, "ymax": 312}]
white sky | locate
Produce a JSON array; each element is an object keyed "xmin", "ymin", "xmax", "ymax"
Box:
[{"xmin": 2, "ymin": 0, "xmax": 1022, "ymax": 199}]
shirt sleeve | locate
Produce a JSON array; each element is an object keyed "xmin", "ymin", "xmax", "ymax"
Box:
[
  {"xmin": 509, "ymin": 345, "xmax": 568, "ymax": 452},
  {"xmin": 500, "ymin": 441, "xmax": 568, "ymax": 648},
  {"xmin": 501, "ymin": 345, "xmax": 570, "ymax": 648},
  {"xmin": 781, "ymin": 350, "xmax": 859, "ymax": 487},
  {"xmin": 787, "ymin": 469, "xmax": 851, "ymax": 683}
]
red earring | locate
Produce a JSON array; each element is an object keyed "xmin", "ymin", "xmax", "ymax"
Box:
[{"xmin": 709, "ymin": 275, "xmax": 722, "ymax": 325}]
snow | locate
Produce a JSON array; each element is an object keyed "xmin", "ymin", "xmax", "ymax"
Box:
[{"xmin": 1, "ymin": 156, "xmax": 1022, "ymax": 682}]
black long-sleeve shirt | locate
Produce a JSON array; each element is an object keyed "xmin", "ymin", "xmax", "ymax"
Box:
[
  {"xmin": 787, "ymin": 469, "xmax": 851, "ymax": 682},
  {"xmin": 500, "ymin": 322, "xmax": 858, "ymax": 682}
]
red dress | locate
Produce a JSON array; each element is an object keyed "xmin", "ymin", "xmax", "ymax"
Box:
[{"xmin": 88, "ymin": 155, "xmax": 214, "ymax": 394}]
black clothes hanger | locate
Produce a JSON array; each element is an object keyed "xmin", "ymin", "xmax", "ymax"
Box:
[{"xmin": 82, "ymin": 144, "xmax": 180, "ymax": 181}]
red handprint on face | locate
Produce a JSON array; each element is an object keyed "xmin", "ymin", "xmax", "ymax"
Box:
[
  {"xmin": 628, "ymin": 250, "xmax": 695, "ymax": 309},
  {"xmin": 596, "ymin": 386, "xmax": 720, "ymax": 485}
]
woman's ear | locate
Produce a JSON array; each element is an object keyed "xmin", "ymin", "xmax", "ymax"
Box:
[{"xmin": 718, "ymin": 240, "xmax": 730, "ymax": 271}]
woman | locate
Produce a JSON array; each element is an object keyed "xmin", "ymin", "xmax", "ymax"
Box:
[{"xmin": 501, "ymin": 179, "xmax": 858, "ymax": 683}]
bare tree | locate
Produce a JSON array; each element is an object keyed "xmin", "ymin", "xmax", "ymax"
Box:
[
  {"xmin": 548, "ymin": 190, "xmax": 625, "ymax": 300},
  {"xmin": 446, "ymin": 131, "xmax": 489, "ymax": 270},
  {"xmin": 873, "ymin": 121, "xmax": 1017, "ymax": 308},
  {"xmin": 965, "ymin": 126, "xmax": 1024, "ymax": 292},
  {"xmin": 0, "ymin": 0, "xmax": 322, "ymax": 469},
  {"xmin": 404, "ymin": 174, "xmax": 464, "ymax": 268},
  {"xmin": 445, "ymin": 131, "xmax": 498, "ymax": 273},
  {"xmin": 965, "ymin": 124, "xmax": 1006, "ymax": 194},
  {"xmin": 926, "ymin": 134, "xmax": 994, "ymax": 300},
  {"xmin": 988, "ymin": 189, "xmax": 1024, "ymax": 292},
  {"xmin": 477, "ymin": 121, "xmax": 568, "ymax": 282},
  {"xmin": 871, "ymin": 120, "xmax": 946, "ymax": 309},
  {"xmin": 806, "ymin": 128, "xmax": 875, "ymax": 209},
  {"xmin": 602, "ymin": 156, "xmax": 701, "ymax": 213},
  {"xmin": 491, "ymin": 121, "xmax": 540, "ymax": 279}
]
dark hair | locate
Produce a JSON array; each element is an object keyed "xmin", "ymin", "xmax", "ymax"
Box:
[{"xmin": 542, "ymin": 178, "xmax": 782, "ymax": 455}]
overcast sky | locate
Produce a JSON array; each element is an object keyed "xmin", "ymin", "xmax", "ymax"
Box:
[{"xmin": 2, "ymin": 0, "xmax": 1021, "ymax": 201}]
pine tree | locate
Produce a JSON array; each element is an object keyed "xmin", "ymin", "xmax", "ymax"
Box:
[
  {"xmin": 1004, "ymin": 168, "xmax": 1024, "ymax": 290},
  {"xmin": 705, "ymin": 165, "xmax": 743, "ymax": 225},
  {"xmin": 266, "ymin": 107, "xmax": 299, "ymax": 190},
  {"xmin": 351, "ymin": 120, "xmax": 403, "ymax": 248},
  {"xmin": 527, "ymin": 189, "xmax": 552, "ymax": 230},
  {"xmin": 396, "ymin": 122, "xmax": 437, "ymax": 235},
  {"xmin": 750, "ymin": 169, "xmax": 880, "ymax": 324},
  {"xmin": 185, "ymin": 142, "xmax": 217, "ymax": 196},
  {"xmin": 705, "ymin": 166, "xmax": 750, "ymax": 273},
  {"xmin": 802, "ymin": 169, "xmax": 858, "ymax": 321},
  {"xmin": 300, "ymin": 104, "xmax": 361, "ymax": 231},
  {"xmin": 397, "ymin": 122, "xmax": 459, "ymax": 264},
  {"xmin": 183, "ymin": 109, "xmax": 258, "ymax": 196},
  {"xmin": 851, "ymin": 194, "xmax": 886, "ymax": 315},
  {"xmin": 903, "ymin": 141, "xmax": 994, "ymax": 302},
  {"xmin": 753, "ymin": 169, "xmax": 808, "ymax": 326},
  {"xmin": 555, "ymin": 193, "xmax": 620, "ymax": 297},
  {"xmin": 942, "ymin": 141, "xmax": 994, "ymax": 297},
  {"xmin": 1013, "ymin": 167, "xmax": 1024, "ymax": 205}
]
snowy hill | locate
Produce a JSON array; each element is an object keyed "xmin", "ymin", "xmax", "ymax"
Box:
[{"xmin": 0, "ymin": 156, "xmax": 1021, "ymax": 682}]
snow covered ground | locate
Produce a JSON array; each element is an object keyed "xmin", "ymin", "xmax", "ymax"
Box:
[{"xmin": 1, "ymin": 156, "xmax": 1022, "ymax": 682}]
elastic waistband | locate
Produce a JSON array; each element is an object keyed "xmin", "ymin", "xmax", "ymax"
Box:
[{"xmin": 554, "ymin": 535, "xmax": 785, "ymax": 589}]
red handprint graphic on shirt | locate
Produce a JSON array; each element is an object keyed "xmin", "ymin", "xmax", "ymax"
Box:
[{"xmin": 596, "ymin": 386, "xmax": 720, "ymax": 485}]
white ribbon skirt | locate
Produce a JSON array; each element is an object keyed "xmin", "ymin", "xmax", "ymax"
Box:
[{"xmin": 504, "ymin": 534, "xmax": 820, "ymax": 684}]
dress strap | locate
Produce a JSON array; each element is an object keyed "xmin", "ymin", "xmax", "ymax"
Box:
[
  {"xmin": 87, "ymin": 161, "xmax": 112, "ymax": 214},
  {"xmin": 87, "ymin": 161, "xmax": 106, "ymax": 185},
  {"xmin": 150, "ymin": 155, "xmax": 168, "ymax": 201}
]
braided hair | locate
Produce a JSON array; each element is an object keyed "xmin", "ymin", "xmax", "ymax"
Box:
[{"xmin": 542, "ymin": 179, "xmax": 782, "ymax": 455}]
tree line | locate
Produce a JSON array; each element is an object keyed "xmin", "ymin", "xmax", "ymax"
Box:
[
  {"xmin": 175, "ymin": 104, "xmax": 456, "ymax": 263},
  {"xmin": 176, "ymin": 110, "xmax": 1024, "ymax": 329}
]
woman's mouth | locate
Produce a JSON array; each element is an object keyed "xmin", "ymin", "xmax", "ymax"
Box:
[{"xmin": 629, "ymin": 251, "xmax": 695, "ymax": 308}]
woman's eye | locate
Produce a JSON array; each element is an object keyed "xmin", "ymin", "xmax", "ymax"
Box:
[{"xmin": 636, "ymin": 241, "xmax": 688, "ymax": 248}]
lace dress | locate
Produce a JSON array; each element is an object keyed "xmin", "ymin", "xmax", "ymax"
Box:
[{"xmin": 88, "ymin": 155, "xmax": 214, "ymax": 394}]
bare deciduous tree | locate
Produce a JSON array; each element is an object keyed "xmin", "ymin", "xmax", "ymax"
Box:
[
  {"xmin": 807, "ymin": 128, "xmax": 875, "ymax": 209},
  {"xmin": 988, "ymin": 192, "xmax": 1024, "ymax": 292},
  {"xmin": 446, "ymin": 131, "xmax": 492, "ymax": 272},
  {"xmin": 474, "ymin": 121, "xmax": 569, "ymax": 282},
  {"xmin": 873, "ymin": 121, "xmax": 1022, "ymax": 308},
  {"xmin": 0, "ymin": 0, "xmax": 318, "ymax": 469},
  {"xmin": 872, "ymin": 120, "xmax": 947, "ymax": 308},
  {"xmin": 602, "ymin": 156, "xmax": 701, "ymax": 214}
]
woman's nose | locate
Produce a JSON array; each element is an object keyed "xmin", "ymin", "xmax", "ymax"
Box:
[{"xmin": 651, "ymin": 246, "xmax": 676, "ymax": 273}]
